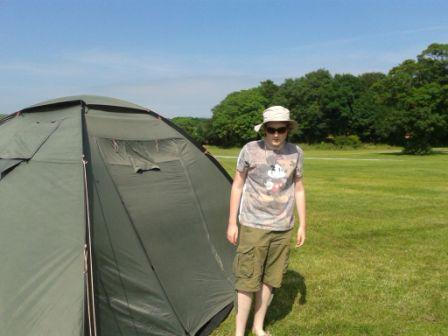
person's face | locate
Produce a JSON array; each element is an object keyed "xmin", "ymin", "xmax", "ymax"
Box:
[{"xmin": 264, "ymin": 121, "xmax": 289, "ymax": 149}]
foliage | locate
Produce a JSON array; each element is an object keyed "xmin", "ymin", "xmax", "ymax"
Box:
[
  {"xmin": 207, "ymin": 43, "xmax": 448, "ymax": 154},
  {"xmin": 209, "ymin": 88, "xmax": 267, "ymax": 147},
  {"xmin": 332, "ymin": 135, "xmax": 362, "ymax": 148},
  {"xmin": 371, "ymin": 43, "xmax": 448, "ymax": 154},
  {"xmin": 171, "ymin": 116, "xmax": 211, "ymax": 145}
]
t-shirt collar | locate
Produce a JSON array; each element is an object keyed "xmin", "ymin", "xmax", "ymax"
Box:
[{"xmin": 262, "ymin": 139, "xmax": 286, "ymax": 152}]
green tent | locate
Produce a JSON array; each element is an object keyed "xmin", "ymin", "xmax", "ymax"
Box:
[{"xmin": 0, "ymin": 96, "xmax": 235, "ymax": 336}]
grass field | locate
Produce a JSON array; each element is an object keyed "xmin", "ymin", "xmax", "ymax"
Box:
[{"xmin": 207, "ymin": 145, "xmax": 448, "ymax": 336}]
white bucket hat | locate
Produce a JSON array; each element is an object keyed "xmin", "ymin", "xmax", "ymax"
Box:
[{"xmin": 254, "ymin": 106, "xmax": 298, "ymax": 132}]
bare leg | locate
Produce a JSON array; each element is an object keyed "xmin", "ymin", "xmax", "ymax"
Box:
[
  {"xmin": 236, "ymin": 290, "xmax": 253, "ymax": 336},
  {"xmin": 252, "ymin": 283, "xmax": 273, "ymax": 335}
]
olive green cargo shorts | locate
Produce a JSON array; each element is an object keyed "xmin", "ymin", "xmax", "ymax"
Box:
[{"xmin": 233, "ymin": 225, "xmax": 293, "ymax": 292}]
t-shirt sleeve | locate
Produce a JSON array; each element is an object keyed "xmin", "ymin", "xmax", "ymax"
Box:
[
  {"xmin": 295, "ymin": 146, "xmax": 304, "ymax": 178},
  {"xmin": 236, "ymin": 145, "xmax": 250, "ymax": 172}
]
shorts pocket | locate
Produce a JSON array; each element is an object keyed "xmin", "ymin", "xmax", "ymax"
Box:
[{"xmin": 233, "ymin": 247, "xmax": 254, "ymax": 278}]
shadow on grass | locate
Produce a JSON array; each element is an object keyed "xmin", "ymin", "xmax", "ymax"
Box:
[
  {"xmin": 377, "ymin": 149, "xmax": 448, "ymax": 156},
  {"xmin": 242, "ymin": 271, "xmax": 306, "ymax": 335},
  {"xmin": 266, "ymin": 270, "xmax": 306, "ymax": 326}
]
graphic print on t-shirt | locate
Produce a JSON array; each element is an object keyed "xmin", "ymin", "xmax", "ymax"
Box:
[{"xmin": 265, "ymin": 158, "xmax": 287, "ymax": 193}]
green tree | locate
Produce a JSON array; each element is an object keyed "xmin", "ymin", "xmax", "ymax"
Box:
[
  {"xmin": 350, "ymin": 92, "xmax": 382, "ymax": 142},
  {"xmin": 401, "ymin": 84, "xmax": 447, "ymax": 153},
  {"xmin": 328, "ymin": 74, "xmax": 364, "ymax": 136},
  {"xmin": 171, "ymin": 117, "xmax": 211, "ymax": 145},
  {"xmin": 372, "ymin": 44, "xmax": 448, "ymax": 153},
  {"xmin": 259, "ymin": 80, "xmax": 279, "ymax": 105},
  {"xmin": 350, "ymin": 73, "xmax": 386, "ymax": 142},
  {"xmin": 210, "ymin": 88, "xmax": 267, "ymax": 146},
  {"xmin": 417, "ymin": 43, "xmax": 448, "ymax": 85},
  {"xmin": 274, "ymin": 69, "xmax": 334, "ymax": 143},
  {"xmin": 358, "ymin": 72, "xmax": 386, "ymax": 89},
  {"xmin": 205, "ymin": 43, "xmax": 447, "ymax": 151}
]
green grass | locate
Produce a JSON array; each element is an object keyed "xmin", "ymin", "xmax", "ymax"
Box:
[{"xmin": 208, "ymin": 145, "xmax": 448, "ymax": 336}]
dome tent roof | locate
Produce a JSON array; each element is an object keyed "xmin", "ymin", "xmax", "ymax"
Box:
[
  {"xmin": 0, "ymin": 96, "xmax": 234, "ymax": 336},
  {"xmin": 27, "ymin": 95, "xmax": 148, "ymax": 112}
]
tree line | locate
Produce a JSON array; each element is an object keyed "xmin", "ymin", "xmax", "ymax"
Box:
[{"xmin": 173, "ymin": 43, "xmax": 448, "ymax": 154}]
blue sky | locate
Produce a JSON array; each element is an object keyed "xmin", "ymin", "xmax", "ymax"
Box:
[{"xmin": 0, "ymin": 0, "xmax": 447, "ymax": 117}]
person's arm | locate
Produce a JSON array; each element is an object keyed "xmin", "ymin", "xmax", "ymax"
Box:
[
  {"xmin": 294, "ymin": 175, "xmax": 306, "ymax": 247},
  {"xmin": 227, "ymin": 170, "xmax": 247, "ymax": 245}
]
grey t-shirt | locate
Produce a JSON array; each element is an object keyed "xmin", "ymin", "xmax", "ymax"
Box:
[{"xmin": 236, "ymin": 140, "xmax": 304, "ymax": 231}]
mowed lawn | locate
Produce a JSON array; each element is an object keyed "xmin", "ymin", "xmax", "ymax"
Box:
[{"xmin": 208, "ymin": 145, "xmax": 448, "ymax": 336}]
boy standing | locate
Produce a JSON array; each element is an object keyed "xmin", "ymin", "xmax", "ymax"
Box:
[{"xmin": 227, "ymin": 106, "xmax": 306, "ymax": 336}]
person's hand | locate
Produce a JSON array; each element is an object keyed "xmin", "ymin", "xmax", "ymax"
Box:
[
  {"xmin": 227, "ymin": 224, "xmax": 238, "ymax": 246},
  {"xmin": 296, "ymin": 227, "xmax": 306, "ymax": 247}
]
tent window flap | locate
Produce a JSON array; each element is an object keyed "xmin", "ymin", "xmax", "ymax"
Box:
[{"xmin": 97, "ymin": 138, "xmax": 160, "ymax": 173}]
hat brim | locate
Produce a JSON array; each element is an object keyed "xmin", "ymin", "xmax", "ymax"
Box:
[
  {"xmin": 254, "ymin": 120, "xmax": 298, "ymax": 133},
  {"xmin": 254, "ymin": 123, "xmax": 263, "ymax": 132}
]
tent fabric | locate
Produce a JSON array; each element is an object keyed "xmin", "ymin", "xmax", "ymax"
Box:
[
  {"xmin": 0, "ymin": 96, "xmax": 234, "ymax": 336},
  {"xmin": 0, "ymin": 107, "xmax": 85, "ymax": 336},
  {"xmin": 90, "ymin": 138, "xmax": 186, "ymax": 336},
  {"xmin": 0, "ymin": 158, "xmax": 22, "ymax": 179},
  {"xmin": 0, "ymin": 117, "xmax": 61, "ymax": 159}
]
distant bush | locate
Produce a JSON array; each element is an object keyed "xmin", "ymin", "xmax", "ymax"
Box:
[
  {"xmin": 333, "ymin": 135, "xmax": 362, "ymax": 148},
  {"xmin": 402, "ymin": 138, "xmax": 432, "ymax": 155},
  {"xmin": 311, "ymin": 142, "xmax": 338, "ymax": 150}
]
